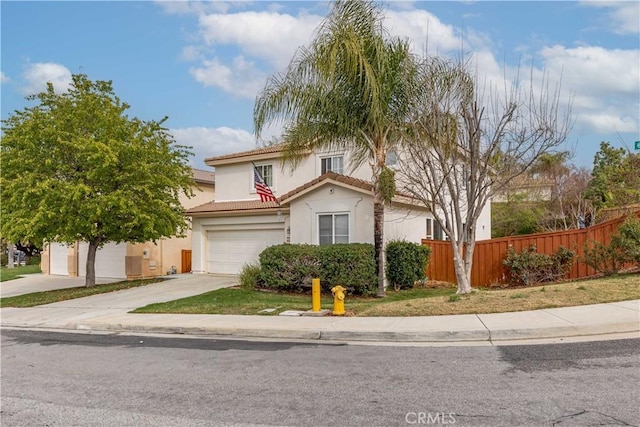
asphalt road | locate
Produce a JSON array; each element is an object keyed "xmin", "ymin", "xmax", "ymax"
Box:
[{"xmin": 1, "ymin": 330, "xmax": 638, "ymax": 426}]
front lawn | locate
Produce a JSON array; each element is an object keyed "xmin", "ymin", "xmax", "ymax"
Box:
[
  {"xmin": 0, "ymin": 264, "xmax": 42, "ymax": 282},
  {"xmin": 0, "ymin": 278, "xmax": 165, "ymax": 307},
  {"xmin": 133, "ymin": 273, "xmax": 640, "ymax": 316},
  {"xmin": 133, "ymin": 286, "xmax": 455, "ymax": 315}
]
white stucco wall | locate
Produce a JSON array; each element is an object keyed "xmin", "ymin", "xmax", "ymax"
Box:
[
  {"xmin": 475, "ymin": 201, "xmax": 492, "ymax": 241},
  {"xmin": 287, "ymin": 184, "xmax": 431, "ymax": 246},
  {"xmin": 384, "ymin": 207, "xmax": 431, "ymax": 244},
  {"xmin": 289, "ymin": 184, "xmax": 373, "ymax": 245},
  {"xmin": 213, "ymin": 149, "xmax": 374, "ymax": 202}
]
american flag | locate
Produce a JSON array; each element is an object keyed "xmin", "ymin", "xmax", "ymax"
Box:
[{"xmin": 254, "ymin": 167, "xmax": 278, "ymax": 203}]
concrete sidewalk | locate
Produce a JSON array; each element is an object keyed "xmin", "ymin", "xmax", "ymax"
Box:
[{"xmin": 1, "ymin": 274, "xmax": 639, "ymax": 343}]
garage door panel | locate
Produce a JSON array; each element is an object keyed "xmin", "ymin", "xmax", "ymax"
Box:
[
  {"xmin": 207, "ymin": 229, "xmax": 283, "ymax": 275},
  {"xmin": 49, "ymin": 243, "xmax": 69, "ymax": 275},
  {"xmin": 78, "ymin": 242, "xmax": 126, "ymax": 279}
]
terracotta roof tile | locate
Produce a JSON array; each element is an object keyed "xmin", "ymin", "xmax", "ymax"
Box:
[
  {"xmin": 205, "ymin": 144, "xmax": 285, "ymax": 163},
  {"xmin": 186, "ymin": 200, "xmax": 280, "ymax": 214},
  {"xmin": 187, "ymin": 172, "xmax": 426, "ymax": 215},
  {"xmin": 279, "ymin": 172, "xmax": 373, "ymax": 202},
  {"xmin": 191, "ymin": 168, "xmax": 215, "ymax": 184}
]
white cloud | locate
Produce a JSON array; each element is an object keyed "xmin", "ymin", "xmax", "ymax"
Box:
[
  {"xmin": 576, "ymin": 112, "xmax": 638, "ymax": 134},
  {"xmin": 155, "ymin": 1, "xmax": 232, "ymax": 16},
  {"xmin": 22, "ymin": 62, "xmax": 72, "ymax": 95},
  {"xmin": 581, "ymin": 1, "xmax": 640, "ymax": 34},
  {"xmin": 197, "ymin": 11, "xmax": 323, "ymax": 69},
  {"xmin": 181, "ymin": 45, "xmax": 203, "ymax": 61},
  {"xmin": 0, "ymin": 72, "xmax": 9, "ymax": 83},
  {"xmin": 536, "ymin": 45, "xmax": 639, "ymax": 134},
  {"xmin": 169, "ymin": 126, "xmax": 256, "ymax": 167},
  {"xmin": 540, "ymin": 45, "xmax": 639, "ymax": 97},
  {"xmin": 189, "ymin": 56, "xmax": 266, "ymax": 98},
  {"xmin": 164, "ymin": 2, "xmax": 638, "ymax": 138},
  {"xmin": 385, "ymin": 9, "xmax": 463, "ymax": 55}
]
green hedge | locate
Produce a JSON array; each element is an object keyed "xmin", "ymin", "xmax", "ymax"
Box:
[
  {"xmin": 385, "ymin": 240, "xmax": 431, "ymax": 290},
  {"xmin": 258, "ymin": 243, "xmax": 376, "ymax": 295}
]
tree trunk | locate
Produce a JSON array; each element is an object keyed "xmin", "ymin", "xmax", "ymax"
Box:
[
  {"xmin": 7, "ymin": 244, "xmax": 15, "ymax": 269},
  {"xmin": 85, "ymin": 240, "xmax": 99, "ymax": 287},
  {"xmin": 452, "ymin": 242, "xmax": 473, "ymax": 294},
  {"xmin": 373, "ymin": 198, "xmax": 385, "ymax": 297},
  {"xmin": 454, "ymin": 261, "xmax": 472, "ymax": 294}
]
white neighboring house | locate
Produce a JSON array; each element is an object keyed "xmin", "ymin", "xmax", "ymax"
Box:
[
  {"xmin": 187, "ymin": 145, "xmax": 492, "ymax": 276},
  {"xmin": 42, "ymin": 168, "xmax": 215, "ymax": 279}
]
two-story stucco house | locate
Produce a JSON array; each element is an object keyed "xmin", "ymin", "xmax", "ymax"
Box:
[
  {"xmin": 41, "ymin": 168, "xmax": 215, "ymax": 279},
  {"xmin": 187, "ymin": 145, "xmax": 492, "ymax": 276}
]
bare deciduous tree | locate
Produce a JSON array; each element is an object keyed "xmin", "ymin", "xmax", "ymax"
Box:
[{"xmin": 396, "ymin": 57, "xmax": 572, "ymax": 293}]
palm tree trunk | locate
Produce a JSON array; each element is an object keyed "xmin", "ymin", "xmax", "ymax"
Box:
[{"xmin": 374, "ymin": 196, "xmax": 385, "ymax": 297}]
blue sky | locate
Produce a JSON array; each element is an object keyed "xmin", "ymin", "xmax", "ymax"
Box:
[{"xmin": 2, "ymin": 1, "xmax": 639, "ymax": 170}]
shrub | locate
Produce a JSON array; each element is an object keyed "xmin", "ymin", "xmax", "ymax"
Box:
[
  {"xmin": 317, "ymin": 244, "xmax": 376, "ymax": 295},
  {"xmin": 615, "ymin": 217, "xmax": 640, "ymax": 265},
  {"xmin": 583, "ymin": 216, "xmax": 640, "ymax": 275},
  {"xmin": 239, "ymin": 262, "xmax": 262, "ymax": 290},
  {"xmin": 385, "ymin": 240, "xmax": 431, "ymax": 290},
  {"xmin": 582, "ymin": 240, "xmax": 625, "ymax": 276},
  {"xmin": 258, "ymin": 244, "xmax": 320, "ymax": 292},
  {"xmin": 258, "ymin": 243, "xmax": 376, "ymax": 295},
  {"xmin": 503, "ymin": 245, "xmax": 576, "ymax": 286}
]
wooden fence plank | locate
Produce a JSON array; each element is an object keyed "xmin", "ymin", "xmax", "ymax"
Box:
[{"xmin": 423, "ymin": 214, "xmax": 636, "ymax": 287}]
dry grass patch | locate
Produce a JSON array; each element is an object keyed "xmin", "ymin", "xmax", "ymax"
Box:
[{"xmin": 357, "ymin": 273, "xmax": 640, "ymax": 316}]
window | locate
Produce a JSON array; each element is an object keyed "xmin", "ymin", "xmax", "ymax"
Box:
[
  {"xmin": 321, "ymin": 156, "xmax": 344, "ymax": 174},
  {"xmin": 426, "ymin": 218, "xmax": 433, "ymax": 239},
  {"xmin": 434, "ymin": 221, "xmax": 443, "ymax": 240},
  {"xmin": 254, "ymin": 164, "xmax": 273, "ymax": 188},
  {"xmin": 386, "ymin": 150, "xmax": 398, "ymax": 166},
  {"xmin": 319, "ymin": 214, "xmax": 349, "ymax": 245}
]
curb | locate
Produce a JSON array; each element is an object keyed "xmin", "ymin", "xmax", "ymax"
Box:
[{"xmin": 60, "ymin": 320, "xmax": 640, "ymax": 342}]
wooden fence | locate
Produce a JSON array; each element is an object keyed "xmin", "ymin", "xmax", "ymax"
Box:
[{"xmin": 422, "ymin": 214, "xmax": 636, "ymax": 287}]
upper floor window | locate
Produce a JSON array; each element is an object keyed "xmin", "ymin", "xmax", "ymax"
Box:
[
  {"xmin": 254, "ymin": 164, "xmax": 273, "ymax": 188},
  {"xmin": 321, "ymin": 156, "xmax": 344, "ymax": 175},
  {"xmin": 319, "ymin": 213, "xmax": 349, "ymax": 245},
  {"xmin": 386, "ymin": 150, "xmax": 398, "ymax": 167}
]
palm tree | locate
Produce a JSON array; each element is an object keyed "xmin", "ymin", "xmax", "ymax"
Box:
[{"xmin": 254, "ymin": 0, "xmax": 416, "ymax": 297}]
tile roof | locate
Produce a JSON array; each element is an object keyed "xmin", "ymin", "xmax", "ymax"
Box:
[
  {"xmin": 204, "ymin": 144, "xmax": 285, "ymax": 163},
  {"xmin": 186, "ymin": 200, "xmax": 280, "ymax": 214},
  {"xmin": 191, "ymin": 168, "xmax": 215, "ymax": 184},
  {"xmin": 279, "ymin": 172, "xmax": 373, "ymax": 202},
  {"xmin": 186, "ymin": 172, "xmax": 427, "ymax": 215}
]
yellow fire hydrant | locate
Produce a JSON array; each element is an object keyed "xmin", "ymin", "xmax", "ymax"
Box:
[{"xmin": 331, "ymin": 285, "xmax": 346, "ymax": 315}]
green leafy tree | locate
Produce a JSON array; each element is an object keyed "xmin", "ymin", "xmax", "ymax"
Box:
[
  {"xmin": 1, "ymin": 74, "xmax": 194, "ymax": 287},
  {"xmin": 492, "ymin": 195, "xmax": 544, "ymax": 238},
  {"xmin": 254, "ymin": 0, "xmax": 416, "ymax": 297},
  {"xmin": 585, "ymin": 142, "xmax": 640, "ymax": 212}
]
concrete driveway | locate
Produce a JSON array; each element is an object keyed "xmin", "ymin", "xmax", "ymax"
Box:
[
  {"xmin": 0, "ymin": 274, "xmax": 239, "ymax": 330},
  {"xmin": 0, "ymin": 274, "xmax": 121, "ymax": 298}
]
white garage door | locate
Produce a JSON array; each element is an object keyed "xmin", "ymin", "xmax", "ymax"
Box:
[
  {"xmin": 49, "ymin": 243, "xmax": 69, "ymax": 275},
  {"xmin": 78, "ymin": 242, "xmax": 126, "ymax": 279},
  {"xmin": 207, "ymin": 229, "xmax": 283, "ymax": 275}
]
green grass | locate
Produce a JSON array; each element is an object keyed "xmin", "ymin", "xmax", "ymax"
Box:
[
  {"xmin": 133, "ymin": 286, "xmax": 455, "ymax": 316},
  {"xmin": 0, "ymin": 278, "xmax": 165, "ymax": 308},
  {"xmin": 0, "ymin": 264, "xmax": 42, "ymax": 282},
  {"xmin": 133, "ymin": 273, "xmax": 640, "ymax": 317}
]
